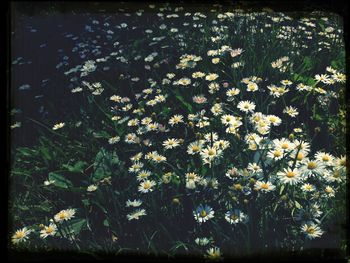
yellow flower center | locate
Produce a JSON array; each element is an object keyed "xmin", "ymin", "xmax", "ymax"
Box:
[
  {"xmin": 15, "ymin": 231, "xmax": 25, "ymax": 239},
  {"xmin": 281, "ymin": 143, "xmax": 289, "ymax": 149},
  {"xmin": 200, "ymin": 210, "xmax": 207, "ymax": 217},
  {"xmin": 187, "ymin": 173, "xmax": 196, "ymax": 180},
  {"xmin": 234, "ymin": 184, "xmax": 242, "ymax": 190},
  {"xmin": 333, "ymin": 171, "xmax": 340, "ymax": 178},
  {"xmin": 325, "ymin": 187, "xmax": 333, "ymax": 193},
  {"xmin": 307, "ymin": 162, "xmax": 317, "ymax": 170},
  {"xmin": 286, "ymin": 171, "xmax": 296, "ymax": 178},
  {"xmin": 192, "ymin": 146, "xmax": 200, "ymax": 152},
  {"xmin": 59, "ymin": 212, "xmax": 67, "ymax": 219},
  {"xmin": 261, "ymin": 183, "xmax": 269, "ymax": 189},
  {"xmin": 306, "ymin": 227, "xmax": 315, "ymax": 234},
  {"xmin": 278, "ymin": 88, "xmax": 285, "ymax": 94},
  {"xmin": 46, "ymin": 227, "xmax": 54, "ymax": 234},
  {"xmin": 143, "ymin": 182, "xmax": 151, "ymax": 189},
  {"xmin": 322, "ymin": 156, "xmax": 330, "ymax": 162},
  {"xmin": 297, "ymin": 152, "xmax": 304, "ymax": 161},
  {"xmin": 230, "ymin": 214, "xmax": 239, "ymax": 220},
  {"xmin": 274, "ymin": 151, "xmax": 282, "ymax": 157},
  {"xmin": 208, "ymin": 149, "xmax": 215, "ymax": 156}
]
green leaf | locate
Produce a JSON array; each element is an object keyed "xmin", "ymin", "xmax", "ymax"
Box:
[
  {"xmin": 174, "ymin": 91, "xmax": 193, "ymax": 113},
  {"xmin": 279, "ymin": 185, "xmax": 285, "ymax": 195},
  {"xmin": 103, "ymin": 219, "xmax": 110, "ymax": 227},
  {"xmin": 253, "ymin": 151, "xmax": 261, "ymax": 163},
  {"xmin": 93, "ymin": 130, "xmax": 110, "ymax": 139},
  {"xmin": 92, "ymin": 149, "xmax": 122, "ymax": 182},
  {"xmin": 161, "ymin": 106, "xmax": 171, "ymax": 116},
  {"xmin": 63, "ymin": 161, "xmax": 88, "ymax": 173},
  {"xmin": 40, "ymin": 146, "xmax": 51, "ymax": 161},
  {"xmin": 69, "ymin": 219, "xmax": 87, "ymax": 235},
  {"xmin": 302, "ymin": 56, "xmax": 313, "ymax": 70},
  {"xmin": 18, "ymin": 147, "xmax": 35, "ymax": 157},
  {"xmin": 48, "ymin": 172, "xmax": 73, "ymax": 189},
  {"xmin": 91, "ymin": 200, "xmax": 107, "ymax": 214},
  {"xmin": 81, "ymin": 199, "xmax": 90, "ymax": 207},
  {"xmin": 295, "ymin": 200, "xmax": 302, "ymax": 209}
]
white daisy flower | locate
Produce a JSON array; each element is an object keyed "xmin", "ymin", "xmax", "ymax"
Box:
[
  {"xmin": 267, "ymin": 148, "xmax": 284, "ymax": 160},
  {"xmin": 237, "ymin": 100, "xmax": 256, "ymax": 113},
  {"xmin": 187, "ymin": 141, "xmax": 203, "ymax": 155},
  {"xmin": 323, "ymin": 169, "xmax": 343, "ymax": 183},
  {"xmin": 126, "ymin": 199, "xmax": 142, "ymax": 207},
  {"xmin": 168, "ymin": 114, "xmax": 184, "ymax": 126},
  {"xmin": 211, "ymin": 103, "xmax": 223, "ymax": 116},
  {"xmin": 54, "ymin": 209, "xmax": 76, "ymax": 223},
  {"xmin": 138, "ymin": 180, "xmax": 156, "ymax": 193},
  {"xmin": 266, "ymin": 115, "xmax": 282, "ymax": 126},
  {"xmin": 128, "ymin": 162, "xmax": 144, "ymax": 173},
  {"xmin": 87, "ymin": 184, "xmax": 98, "ymax": 192},
  {"xmin": 315, "ymin": 151, "xmax": 334, "ymax": 165},
  {"xmin": 205, "ymin": 73, "xmax": 219, "ymax": 81},
  {"xmin": 283, "ymin": 106, "xmax": 299, "ymax": 117},
  {"xmin": 225, "ymin": 167, "xmax": 240, "ymax": 180},
  {"xmin": 301, "ymin": 183, "xmax": 316, "ymax": 192},
  {"xmin": 299, "ymin": 159, "xmax": 325, "ymax": 178},
  {"xmin": 324, "ymin": 186, "xmax": 335, "ymax": 197},
  {"xmin": 193, "ymin": 205, "xmax": 215, "ymax": 223},
  {"xmin": 40, "ymin": 224, "xmax": 57, "ymax": 239},
  {"xmin": 127, "ymin": 209, "xmax": 147, "ymax": 220},
  {"xmin": 200, "ymin": 146, "xmax": 222, "ymax": 163},
  {"xmin": 334, "ymin": 155, "xmax": 346, "ymax": 171},
  {"xmin": 195, "ymin": 237, "xmax": 211, "ymax": 246},
  {"xmin": 247, "ymin": 162, "xmax": 262, "ymax": 174},
  {"xmin": 226, "ymin": 88, "xmax": 240, "ymax": 99},
  {"xmin": 11, "ymin": 227, "xmax": 32, "ymax": 244},
  {"xmin": 162, "ymin": 138, "xmax": 180, "ymax": 149},
  {"xmin": 224, "ymin": 209, "xmax": 248, "ymax": 224},
  {"xmin": 204, "ymin": 132, "xmax": 219, "ymax": 142},
  {"xmin": 301, "ymin": 222, "xmax": 324, "ymax": 239},
  {"xmin": 246, "ymin": 82, "xmax": 258, "ymax": 92},
  {"xmin": 108, "ymin": 136, "xmax": 120, "ymax": 144},
  {"xmin": 136, "ymin": 170, "xmax": 151, "ymax": 181},
  {"xmin": 221, "ymin": 114, "xmax": 236, "ymax": 126},
  {"xmin": 52, "ymin": 122, "xmax": 65, "ymax": 130},
  {"xmin": 277, "ymin": 168, "xmax": 302, "ymax": 185},
  {"xmin": 273, "ymin": 138, "xmax": 295, "ymax": 152},
  {"xmin": 205, "ymin": 247, "xmax": 222, "ymax": 260},
  {"xmin": 254, "ymin": 181, "xmax": 276, "ymax": 192}
]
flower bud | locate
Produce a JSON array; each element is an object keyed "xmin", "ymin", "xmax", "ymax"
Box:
[{"xmin": 289, "ymin": 133, "xmax": 295, "ymax": 141}]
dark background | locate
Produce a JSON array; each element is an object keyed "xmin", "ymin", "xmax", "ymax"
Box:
[{"xmin": 5, "ymin": 0, "xmax": 350, "ymax": 262}]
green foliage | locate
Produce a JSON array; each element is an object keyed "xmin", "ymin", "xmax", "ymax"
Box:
[{"xmin": 48, "ymin": 172, "xmax": 74, "ymax": 189}]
